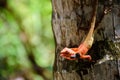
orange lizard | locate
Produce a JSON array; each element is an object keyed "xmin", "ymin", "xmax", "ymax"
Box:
[{"xmin": 60, "ymin": 0, "xmax": 98, "ymax": 61}]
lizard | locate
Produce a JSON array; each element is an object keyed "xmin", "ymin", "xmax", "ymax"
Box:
[{"xmin": 60, "ymin": 0, "xmax": 98, "ymax": 61}]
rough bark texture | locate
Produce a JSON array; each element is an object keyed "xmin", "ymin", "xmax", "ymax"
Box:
[{"xmin": 52, "ymin": 0, "xmax": 120, "ymax": 80}]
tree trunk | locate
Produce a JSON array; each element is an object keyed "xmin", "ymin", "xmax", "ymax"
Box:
[{"xmin": 52, "ymin": 0, "xmax": 120, "ymax": 80}]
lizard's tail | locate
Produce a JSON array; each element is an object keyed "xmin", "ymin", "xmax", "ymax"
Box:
[{"xmin": 82, "ymin": 0, "xmax": 98, "ymax": 48}]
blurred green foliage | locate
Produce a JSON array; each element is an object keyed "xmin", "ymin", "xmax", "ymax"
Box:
[{"xmin": 0, "ymin": 0, "xmax": 54, "ymax": 80}]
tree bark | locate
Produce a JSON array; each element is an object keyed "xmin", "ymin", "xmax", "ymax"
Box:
[{"xmin": 52, "ymin": 0, "xmax": 120, "ymax": 80}]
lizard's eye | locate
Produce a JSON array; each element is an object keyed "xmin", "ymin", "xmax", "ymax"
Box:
[
  {"xmin": 70, "ymin": 53, "xmax": 80, "ymax": 59},
  {"xmin": 75, "ymin": 53, "xmax": 80, "ymax": 59}
]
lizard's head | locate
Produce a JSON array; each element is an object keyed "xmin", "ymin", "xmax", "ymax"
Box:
[{"xmin": 60, "ymin": 47, "xmax": 80, "ymax": 60}]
